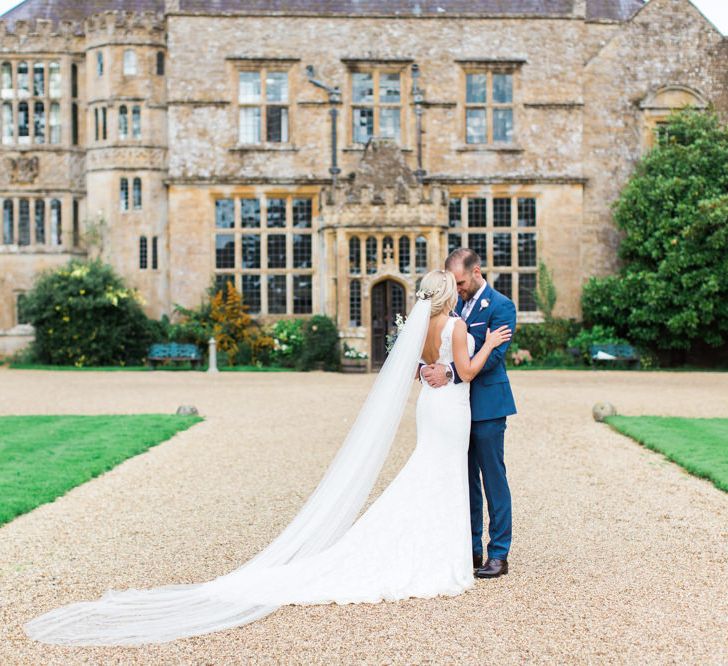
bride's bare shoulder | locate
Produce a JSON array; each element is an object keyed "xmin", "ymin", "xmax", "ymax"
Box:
[{"xmin": 452, "ymin": 317, "xmax": 467, "ymax": 333}]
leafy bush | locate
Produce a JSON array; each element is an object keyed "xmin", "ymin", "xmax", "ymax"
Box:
[
  {"xmin": 567, "ymin": 325, "xmax": 629, "ymax": 364},
  {"xmin": 269, "ymin": 319, "xmax": 305, "ymax": 367},
  {"xmin": 171, "ymin": 283, "xmax": 273, "ymax": 365},
  {"xmin": 21, "ymin": 259, "xmax": 154, "ymax": 366},
  {"xmin": 513, "ymin": 318, "xmax": 580, "ymax": 362},
  {"xmin": 534, "ymin": 261, "xmax": 557, "ymax": 321},
  {"xmin": 582, "ymin": 110, "xmax": 728, "ymax": 358},
  {"xmin": 298, "ymin": 315, "xmax": 340, "ymax": 371}
]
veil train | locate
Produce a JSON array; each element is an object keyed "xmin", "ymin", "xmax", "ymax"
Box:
[{"xmin": 24, "ymin": 299, "xmax": 432, "ymax": 645}]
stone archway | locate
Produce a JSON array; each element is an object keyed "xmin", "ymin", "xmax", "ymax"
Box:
[{"xmin": 370, "ymin": 279, "xmax": 406, "ymax": 367}]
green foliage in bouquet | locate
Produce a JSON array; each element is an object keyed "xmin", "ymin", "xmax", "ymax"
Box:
[{"xmin": 21, "ymin": 260, "xmax": 154, "ymax": 366}]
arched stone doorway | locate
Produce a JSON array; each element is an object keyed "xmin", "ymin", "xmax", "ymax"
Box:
[{"xmin": 371, "ymin": 279, "xmax": 405, "ymax": 367}]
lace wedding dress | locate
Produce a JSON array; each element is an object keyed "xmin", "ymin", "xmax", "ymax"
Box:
[{"xmin": 25, "ymin": 303, "xmax": 475, "ymax": 645}]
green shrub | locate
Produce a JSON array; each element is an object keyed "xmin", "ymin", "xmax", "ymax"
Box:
[
  {"xmin": 170, "ymin": 283, "xmax": 273, "ymax": 366},
  {"xmin": 513, "ymin": 318, "xmax": 580, "ymax": 361},
  {"xmin": 582, "ymin": 110, "xmax": 728, "ymax": 358},
  {"xmin": 567, "ymin": 325, "xmax": 630, "ymax": 364},
  {"xmin": 22, "ymin": 259, "xmax": 154, "ymax": 366},
  {"xmin": 298, "ymin": 315, "xmax": 340, "ymax": 371},
  {"xmin": 269, "ymin": 319, "xmax": 305, "ymax": 368}
]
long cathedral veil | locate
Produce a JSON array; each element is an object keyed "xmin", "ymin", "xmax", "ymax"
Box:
[{"xmin": 24, "ymin": 298, "xmax": 432, "ymax": 645}]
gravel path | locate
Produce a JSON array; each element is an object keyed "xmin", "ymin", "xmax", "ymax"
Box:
[{"xmin": 0, "ymin": 369, "xmax": 726, "ymax": 665}]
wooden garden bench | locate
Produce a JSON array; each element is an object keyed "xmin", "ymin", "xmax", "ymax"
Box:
[
  {"xmin": 147, "ymin": 343, "xmax": 202, "ymax": 369},
  {"xmin": 589, "ymin": 343, "xmax": 640, "ymax": 368}
]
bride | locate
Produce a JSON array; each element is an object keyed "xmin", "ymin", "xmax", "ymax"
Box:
[{"xmin": 25, "ymin": 269, "xmax": 512, "ymax": 646}]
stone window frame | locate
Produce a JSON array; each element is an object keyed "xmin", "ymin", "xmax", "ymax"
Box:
[
  {"xmin": 0, "ymin": 58, "xmax": 63, "ymax": 146},
  {"xmin": 639, "ymin": 85, "xmax": 708, "ymax": 152},
  {"xmin": 446, "ymin": 192, "xmax": 538, "ymax": 314},
  {"xmin": 456, "ymin": 60, "xmax": 522, "ymax": 148},
  {"xmin": 232, "ymin": 59, "xmax": 296, "ymax": 148},
  {"xmin": 211, "ymin": 190, "xmax": 317, "ymax": 316},
  {"xmin": 343, "ymin": 60, "xmax": 411, "ymax": 148},
  {"xmin": 1, "ymin": 196, "xmax": 63, "ymax": 247},
  {"xmin": 139, "ymin": 236, "xmax": 148, "ymax": 269}
]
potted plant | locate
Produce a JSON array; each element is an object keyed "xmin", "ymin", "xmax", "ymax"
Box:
[{"xmin": 342, "ymin": 344, "xmax": 368, "ymax": 373}]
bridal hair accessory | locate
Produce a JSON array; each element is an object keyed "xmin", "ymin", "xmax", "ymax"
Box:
[{"xmin": 416, "ymin": 273, "xmax": 448, "ymax": 300}]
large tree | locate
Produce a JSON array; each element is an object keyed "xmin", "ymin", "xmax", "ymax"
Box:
[{"xmin": 582, "ymin": 110, "xmax": 728, "ymax": 359}]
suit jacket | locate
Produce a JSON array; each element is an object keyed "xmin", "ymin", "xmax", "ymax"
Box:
[{"xmin": 453, "ymin": 283, "xmax": 517, "ymax": 422}]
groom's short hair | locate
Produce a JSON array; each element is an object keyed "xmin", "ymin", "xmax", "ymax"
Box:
[{"xmin": 445, "ymin": 248, "xmax": 481, "ymax": 272}]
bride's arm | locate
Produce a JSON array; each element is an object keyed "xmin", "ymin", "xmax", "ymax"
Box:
[{"xmin": 452, "ymin": 319, "xmax": 512, "ymax": 382}]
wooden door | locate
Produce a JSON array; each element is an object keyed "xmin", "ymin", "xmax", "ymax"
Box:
[{"xmin": 371, "ymin": 280, "xmax": 405, "ymax": 368}]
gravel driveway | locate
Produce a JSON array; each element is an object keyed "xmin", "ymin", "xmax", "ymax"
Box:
[{"xmin": 0, "ymin": 369, "xmax": 726, "ymax": 665}]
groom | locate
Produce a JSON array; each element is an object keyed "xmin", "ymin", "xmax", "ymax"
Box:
[{"xmin": 422, "ymin": 248, "xmax": 516, "ymax": 578}]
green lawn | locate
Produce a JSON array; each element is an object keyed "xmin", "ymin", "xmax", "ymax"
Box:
[
  {"xmin": 0, "ymin": 414, "xmax": 202, "ymax": 526},
  {"xmin": 606, "ymin": 416, "xmax": 728, "ymax": 492}
]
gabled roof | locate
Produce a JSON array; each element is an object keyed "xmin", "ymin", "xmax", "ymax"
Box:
[{"xmin": 0, "ymin": 0, "xmax": 646, "ymax": 25}]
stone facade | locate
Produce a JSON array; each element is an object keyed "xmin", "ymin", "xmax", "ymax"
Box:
[{"xmin": 1, "ymin": 0, "xmax": 726, "ymax": 362}]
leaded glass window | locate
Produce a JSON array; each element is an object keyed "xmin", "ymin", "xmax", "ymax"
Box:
[
  {"xmin": 464, "ymin": 70, "xmax": 515, "ymax": 145},
  {"xmin": 18, "ymin": 199, "xmax": 30, "ymax": 246},
  {"xmin": 139, "ymin": 236, "xmax": 148, "ymax": 269},
  {"xmin": 447, "ymin": 194, "xmax": 537, "ymax": 313},
  {"xmin": 349, "ymin": 237, "xmax": 361, "ymax": 275},
  {"xmin": 214, "ymin": 196, "xmax": 314, "ymax": 315},
  {"xmin": 133, "ymin": 178, "xmax": 142, "ymax": 210},
  {"xmin": 351, "ymin": 70, "xmax": 402, "ymax": 144},
  {"xmin": 35, "ymin": 199, "xmax": 45, "ymax": 244},
  {"xmin": 349, "ymin": 279, "xmax": 362, "ymax": 327},
  {"xmin": 238, "ymin": 69, "xmax": 289, "ymax": 144},
  {"xmin": 3, "ymin": 200, "xmax": 13, "ymax": 244},
  {"xmin": 415, "ymin": 236, "xmax": 427, "ymax": 274},
  {"xmin": 293, "ymin": 275, "xmax": 312, "ymax": 314},
  {"xmin": 398, "ymin": 236, "xmax": 410, "ymax": 274},
  {"xmin": 366, "ymin": 236, "xmax": 377, "ymax": 275},
  {"xmin": 119, "ymin": 178, "xmax": 129, "ymax": 211},
  {"xmin": 267, "ymin": 275, "xmax": 287, "ymax": 314},
  {"xmin": 119, "ymin": 105, "xmax": 128, "ymax": 139},
  {"xmin": 50, "ymin": 199, "xmax": 61, "ymax": 246}
]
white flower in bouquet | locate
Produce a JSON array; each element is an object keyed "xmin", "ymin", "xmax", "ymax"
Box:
[{"xmin": 385, "ymin": 313, "xmax": 406, "ymax": 353}]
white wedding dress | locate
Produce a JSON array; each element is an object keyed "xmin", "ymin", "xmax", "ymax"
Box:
[{"xmin": 25, "ymin": 303, "xmax": 476, "ymax": 645}]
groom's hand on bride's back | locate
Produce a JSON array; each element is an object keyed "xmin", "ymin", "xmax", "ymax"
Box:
[{"xmin": 421, "ymin": 363, "xmax": 450, "ymax": 388}]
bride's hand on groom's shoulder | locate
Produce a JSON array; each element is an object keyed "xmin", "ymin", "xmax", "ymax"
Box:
[{"xmin": 485, "ymin": 325, "xmax": 512, "ymax": 350}]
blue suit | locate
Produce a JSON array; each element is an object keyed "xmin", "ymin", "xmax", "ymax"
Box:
[{"xmin": 453, "ymin": 283, "xmax": 516, "ymax": 561}]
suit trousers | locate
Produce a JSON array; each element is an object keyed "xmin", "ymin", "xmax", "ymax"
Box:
[{"xmin": 468, "ymin": 416, "xmax": 512, "ymax": 560}]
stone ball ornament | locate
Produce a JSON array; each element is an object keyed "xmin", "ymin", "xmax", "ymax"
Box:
[
  {"xmin": 176, "ymin": 405, "xmax": 199, "ymax": 416},
  {"xmin": 592, "ymin": 402, "xmax": 617, "ymax": 422}
]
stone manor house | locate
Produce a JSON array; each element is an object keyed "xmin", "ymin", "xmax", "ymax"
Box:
[{"xmin": 1, "ymin": 0, "xmax": 726, "ymax": 363}]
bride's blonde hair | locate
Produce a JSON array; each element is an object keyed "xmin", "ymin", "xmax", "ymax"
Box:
[{"xmin": 417, "ymin": 270, "xmax": 458, "ymax": 317}]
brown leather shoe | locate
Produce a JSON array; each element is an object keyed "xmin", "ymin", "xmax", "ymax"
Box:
[
  {"xmin": 475, "ymin": 558, "xmax": 508, "ymax": 578},
  {"xmin": 473, "ymin": 553, "xmax": 483, "ymax": 569}
]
